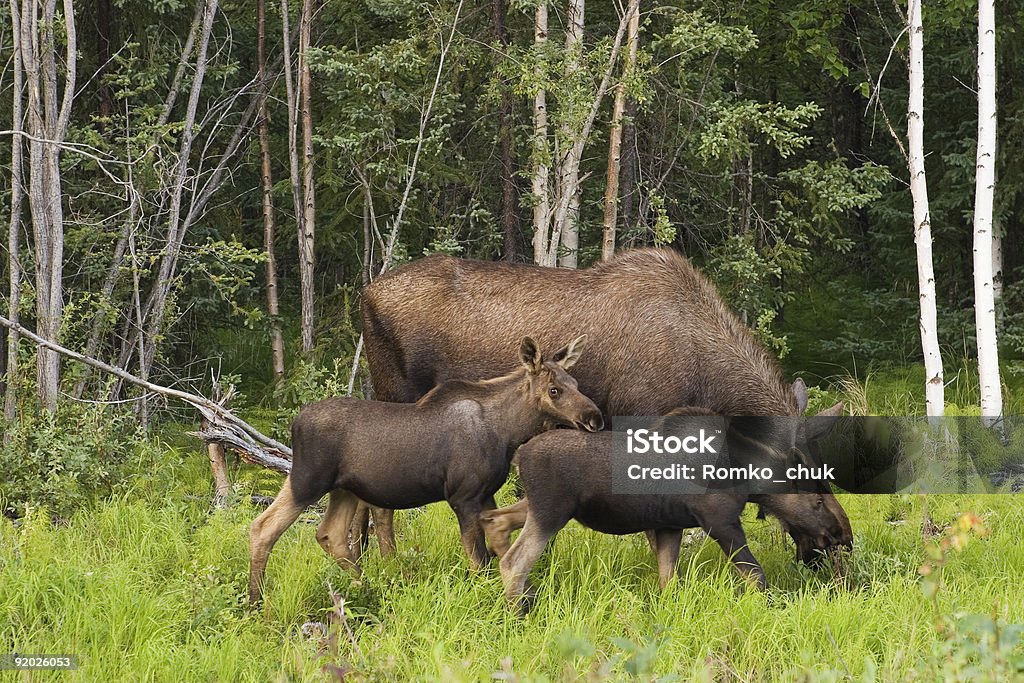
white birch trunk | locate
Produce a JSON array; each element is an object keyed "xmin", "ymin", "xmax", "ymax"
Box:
[
  {"xmin": 973, "ymin": 0, "xmax": 1001, "ymax": 424},
  {"xmin": 556, "ymin": 0, "xmax": 585, "ymax": 269},
  {"xmin": 531, "ymin": 0, "xmax": 552, "ymax": 266},
  {"xmin": 907, "ymin": 0, "xmax": 944, "ymax": 417}
]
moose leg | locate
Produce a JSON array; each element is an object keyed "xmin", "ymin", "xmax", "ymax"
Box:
[
  {"xmin": 480, "ymin": 498, "xmax": 529, "ymax": 558},
  {"xmin": 349, "ymin": 501, "xmax": 370, "ymax": 556},
  {"xmin": 317, "ymin": 489, "xmax": 362, "ymax": 570},
  {"xmin": 452, "ymin": 500, "xmax": 491, "ymax": 570},
  {"xmin": 499, "ymin": 515, "xmax": 559, "ymax": 612},
  {"xmin": 653, "ymin": 528, "xmax": 683, "ymax": 589},
  {"xmin": 249, "ymin": 478, "xmax": 307, "ymax": 604},
  {"xmin": 370, "ymin": 506, "xmax": 397, "ymax": 557},
  {"xmin": 644, "ymin": 529, "xmax": 658, "ymax": 555},
  {"xmin": 704, "ymin": 522, "xmax": 767, "ymax": 590}
]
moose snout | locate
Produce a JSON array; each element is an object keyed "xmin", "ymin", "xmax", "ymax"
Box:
[{"xmin": 578, "ymin": 411, "xmax": 604, "ymax": 432}]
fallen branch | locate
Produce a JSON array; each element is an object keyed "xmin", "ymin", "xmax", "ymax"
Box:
[{"xmin": 0, "ymin": 314, "xmax": 292, "ymax": 473}]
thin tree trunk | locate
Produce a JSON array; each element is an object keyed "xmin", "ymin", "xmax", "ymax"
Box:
[
  {"xmin": 530, "ymin": 0, "xmax": 552, "ymax": 266},
  {"xmin": 18, "ymin": 0, "xmax": 76, "ymax": 412},
  {"xmin": 907, "ymin": 0, "xmax": 944, "ymax": 417},
  {"xmin": 493, "ymin": 0, "xmax": 522, "ymax": 262},
  {"xmin": 280, "ymin": 0, "xmax": 303, "ymax": 281},
  {"xmin": 973, "ymin": 0, "xmax": 1000, "ymax": 424},
  {"xmin": 557, "ymin": 0, "xmax": 585, "ymax": 269},
  {"xmin": 157, "ymin": 0, "xmax": 205, "ymax": 128},
  {"xmin": 4, "ymin": 0, "xmax": 26, "ymax": 424},
  {"xmin": 297, "ymin": 0, "xmax": 316, "ymax": 352},
  {"xmin": 138, "ymin": 0, "xmax": 218, "ymax": 383},
  {"xmin": 619, "ymin": 97, "xmax": 637, "ymax": 242},
  {"xmin": 96, "ymin": 0, "xmax": 114, "ymax": 121},
  {"xmin": 258, "ymin": 0, "xmax": 285, "ymax": 378},
  {"xmin": 72, "ymin": 227, "xmax": 128, "ymax": 399},
  {"xmin": 544, "ymin": 4, "xmax": 629, "ymax": 267},
  {"xmin": 601, "ymin": 0, "xmax": 639, "ymax": 260}
]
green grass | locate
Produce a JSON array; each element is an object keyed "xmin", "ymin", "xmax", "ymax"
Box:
[
  {"xmin": 3, "ymin": 370, "xmax": 1024, "ymax": 681},
  {"xmin": 3, "ymin": 481, "xmax": 1023, "ymax": 681}
]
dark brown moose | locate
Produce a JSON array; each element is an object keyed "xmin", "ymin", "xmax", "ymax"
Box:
[
  {"xmin": 492, "ymin": 406, "xmax": 853, "ymax": 611},
  {"xmin": 361, "ymin": 247, "xmax": 852, "ymax": 565},
  {"xmin": 248, "ymin": 336, "xmax": 602, "ymax": 604}
]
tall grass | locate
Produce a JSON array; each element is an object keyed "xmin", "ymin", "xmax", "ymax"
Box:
[{"xmin": 2, "ymin": 372, "xmax": 1023, "ymax": 681}]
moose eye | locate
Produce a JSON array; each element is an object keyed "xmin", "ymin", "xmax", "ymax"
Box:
[
  {"xmin": 549, "ymin": 387, "xmax": 561, "ymax": 398},
  {"xmin": 815, "ymin": 497, "xmax": 824, "ymax": 508}
]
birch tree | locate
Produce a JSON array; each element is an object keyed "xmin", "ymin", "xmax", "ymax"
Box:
[
  {"xmin": 556, "ymin": 0, "xmax": 585, "ymax": 269},
  {"xmin": 530, "ymin": 0, "xmax": 552, "ymax": 266},
  {"xmin": 530, "ymin": 1, "xmax": 630, "ymax": 268},
  {"xmin": 258, "ymin": 0, "xmax": 286, "ymax": 378},
  {"xmin": 907, "ymin": 0, "xmax": 944, "ymax": 417},
  {"xmin": 602, "ymin": 0, "xmax": 639, "ymax": 261},
  {"xmin": 972, "ymin": 0, "xmax": 1001, "ymax": 423}
]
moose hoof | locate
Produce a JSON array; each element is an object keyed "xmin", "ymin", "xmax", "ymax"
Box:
[{"xmin": 509, "ymin": 584, "xmax": 538, "ymax": 617}]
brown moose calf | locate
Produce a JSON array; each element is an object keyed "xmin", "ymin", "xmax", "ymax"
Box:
[
  {"xmin": 248, "ymin": 336, "xmax": 603, "ymax": 604},
  {"xmin": 490, "ymin": 414, "xmax": 853, "ymax": 612}
]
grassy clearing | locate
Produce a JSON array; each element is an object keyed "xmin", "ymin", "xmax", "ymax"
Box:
[
  {"xmin": 2, "ymin": 475, "xmax": 1023, "ymax": 681},
  {"xmin": 3, "ymin": 369, "xmax": 1024, "ymax": 681}
]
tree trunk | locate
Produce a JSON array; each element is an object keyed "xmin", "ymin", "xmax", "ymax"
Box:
[
  {"xmin": 4, "ymin": 0, "xmax": 26, "ymax": 424},
  {"xmin": 72, "ymin": 226, "xmax": 129, "ymax": 398},
  {"xmin": 530, "ymin": 0, "xmax": 552, "ymax": 266},
  {"xmin": 619, "ymin": 97, "xmax": 637, "ymax": 242},
  {"xmin": 973, "ymin": 0, "xmax": 1001, "ymax": 424},
  {"xmin": 601, "ymin": 0, "xmax": 639, "ymax": 261},
  {"xmin": 258, "ymin": 0, "xmax": 285, "ymax": 378},
  {"xmin": 157, "ymin": 0, "xmax": 205, "ymax": 128},
  {"xmin": 297, "ymin": 0, "xmax": 316, "ymax": 352},
  {"xmin": 96, "ymin": 0, "xmax": 114, "ymax": 121},
  {"xmin": 17, "ymin": 0, "xmax": 77, "ymax": 413},
  {"xmin": 907, "ymin": 0, "xmax": 944, "ymax": 417},
  {"xmin": 556, "ymin": 0, "xmax": 585, "ymax": 269},
  {"xmin": 493, "ymin": 0, "xmax": 522, "ymax": 262},
  {"xmin": 138, "ymin": 0, "xmax": 218, "ymax": 385}
]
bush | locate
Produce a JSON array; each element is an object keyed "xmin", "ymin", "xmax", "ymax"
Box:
[{"xmin": 0, "ymin": 403, "xmax": 143, "ymax": 519}]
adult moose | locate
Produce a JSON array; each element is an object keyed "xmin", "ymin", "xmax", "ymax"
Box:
[
  {"xmin": 360, "ymin": 248, "xmax": 851, "ymax": 562},
  {"xmin": 248, "ymin": 336, "xmax": 602, "ymax": 604}
]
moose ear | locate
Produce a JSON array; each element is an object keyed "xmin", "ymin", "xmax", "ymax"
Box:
[
  {"xmin": 552, "ymin": 334, "xmax": 587, "ymax": 369},
  {"xmin": 805, "ymin": 402, "xmax": 844, "ymax": 441},
  {"xmin": 519, "ymin": 336, "xmax": 543, "ymax": 372},
  {"xmin": 792, "ymin": 378, "xmax": 809, "ymax": 414}
]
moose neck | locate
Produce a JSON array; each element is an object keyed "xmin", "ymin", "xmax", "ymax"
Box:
[{"xmin": 474, "ymin": 369, "xmax": 552, "ymax": 451}]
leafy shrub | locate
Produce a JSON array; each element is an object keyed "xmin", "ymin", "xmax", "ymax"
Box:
[{"xmin": 0, "ymin": 403, "xmax": 143, "ymax": 519}]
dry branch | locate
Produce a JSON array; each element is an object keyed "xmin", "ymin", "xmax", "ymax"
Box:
[{"xmin": 0, "ymin": 314, "xmax": 293, "ymax": 473}]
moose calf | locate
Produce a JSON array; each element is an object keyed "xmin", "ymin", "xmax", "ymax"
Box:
[
  {"xmin": 248, "ymin": 336, "xmax": 603, "ymax": 604},
  {"xmin": 487, "ymin": 407, "xmax": 853, "ymax": 612}
]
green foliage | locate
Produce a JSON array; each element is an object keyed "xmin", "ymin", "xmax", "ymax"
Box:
[
  {"xmin": 0, "ymin": 405, "xmax": 146, "ymax": 519},
  {"xmin": 697, "ymin": 101, "xmax": 820, "ymax": 163}
]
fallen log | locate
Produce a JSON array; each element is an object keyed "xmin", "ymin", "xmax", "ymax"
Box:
[{"xmin": 0, "ymin": 314, "xmax": 293, "ymax": 475}]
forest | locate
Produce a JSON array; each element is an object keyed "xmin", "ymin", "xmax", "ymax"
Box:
[{"xmin": 1, "ymin": 0, "xmax": 1023, "ymax": 680}]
